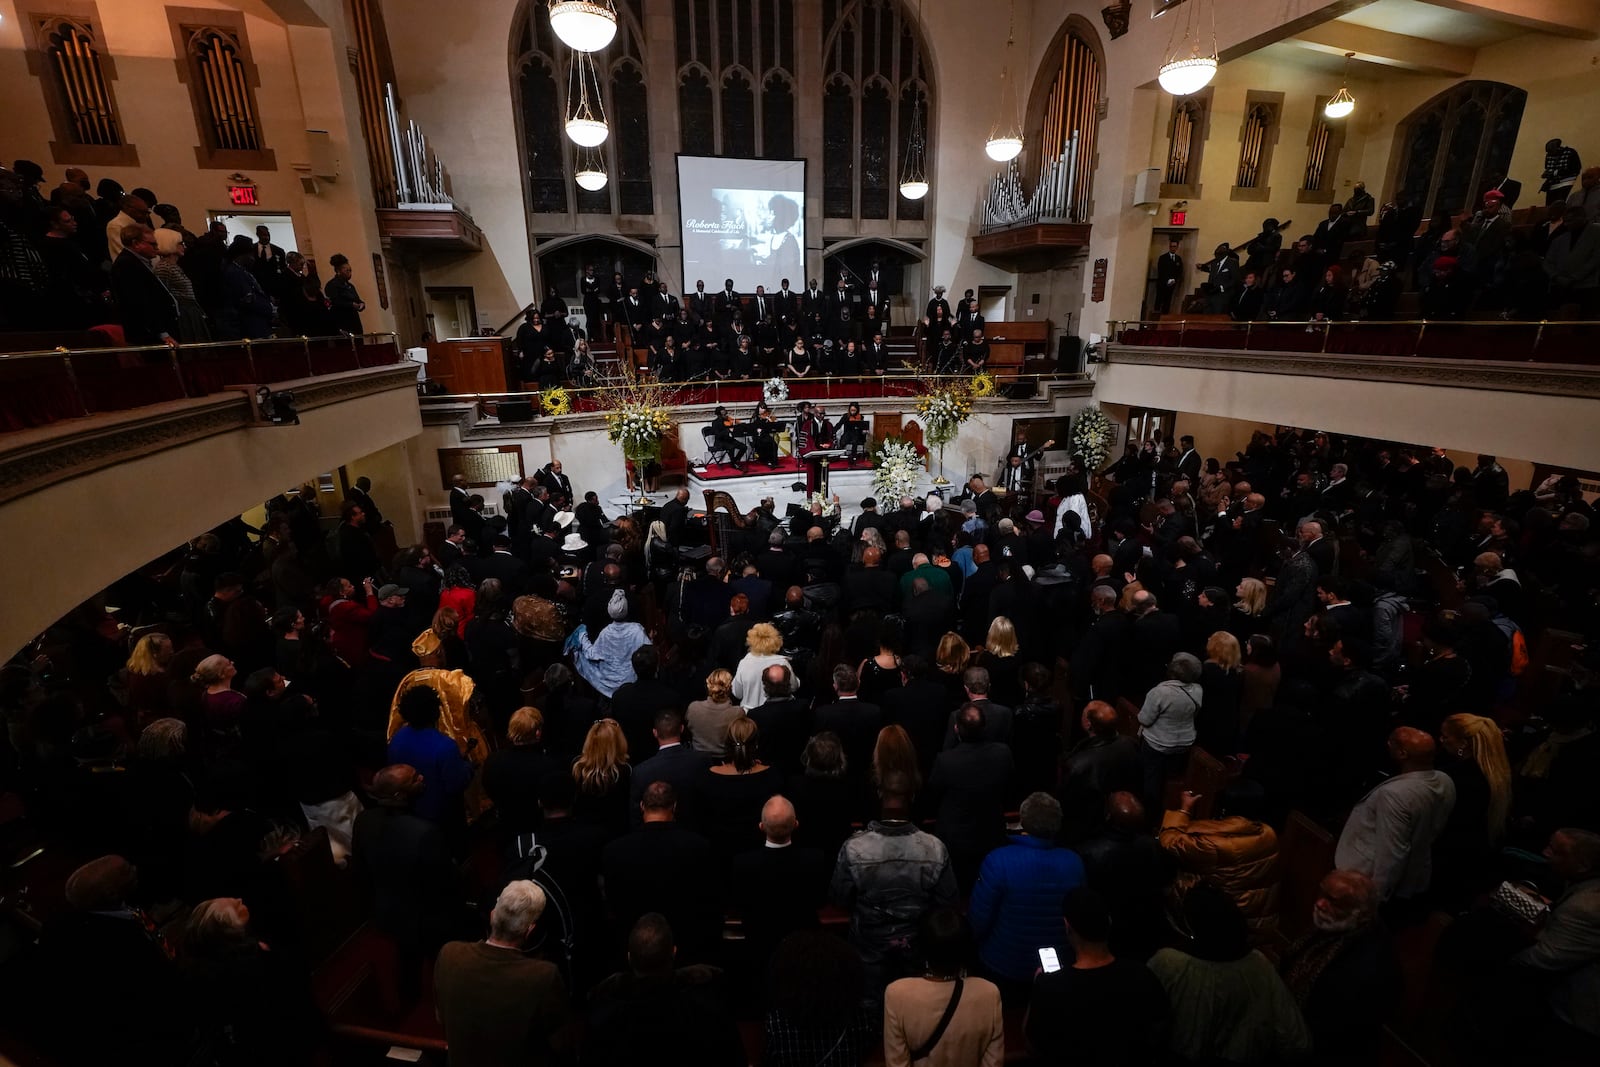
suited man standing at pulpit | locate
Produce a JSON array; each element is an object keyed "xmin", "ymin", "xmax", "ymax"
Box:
[{"xmin": 1154, "ymin": 239, "xmax": 1184, "ymax": 314}]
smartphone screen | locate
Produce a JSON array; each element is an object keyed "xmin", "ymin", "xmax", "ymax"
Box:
[{"xmin": 1038, "ymin": 947, "xmax": 1061, "ymax": 973}]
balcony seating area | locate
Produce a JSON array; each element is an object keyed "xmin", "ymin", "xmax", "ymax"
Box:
[
  {"xmin": 0, "ymin": 333, "xmax": 403, "ymax": 433},
  {"xmin": 1113, "ymin": 319, "xmax": 1599, "ymax": 364}
]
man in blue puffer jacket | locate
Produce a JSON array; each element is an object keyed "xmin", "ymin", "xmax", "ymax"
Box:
[{"xmin": 968, "ymin": 792, "xmax": 1086, "ymax": 995}]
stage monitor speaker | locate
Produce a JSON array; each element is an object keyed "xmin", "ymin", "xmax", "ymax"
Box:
[
  {"xmin": 498, "ymin": 400, "xmax": 535, "ymax": 423},
  {"xmin": 1058, "ymin": 335, "xmax": 1084, "ymax": 374}
]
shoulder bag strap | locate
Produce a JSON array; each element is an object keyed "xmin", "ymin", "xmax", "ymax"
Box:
[{"xmin": 909, "ymin": 977, "xmax": 964, "ymax": 1062}]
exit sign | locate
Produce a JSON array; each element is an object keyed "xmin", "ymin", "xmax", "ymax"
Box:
[
  {"xmin": 228, "ymin": 184, "xmax": 259, "ymax": 206},
  {"xmin": 1169, "ymin": 209, "xmax": 1187, "ymax": 226}
]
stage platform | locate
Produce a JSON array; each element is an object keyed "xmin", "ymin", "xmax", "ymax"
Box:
[{"xmin": 687, "ymin": 461, "xmax": 945, "ymax": 526}]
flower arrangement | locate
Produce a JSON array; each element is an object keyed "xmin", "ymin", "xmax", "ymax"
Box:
[
  {"xmin": 763, "ymin": 376, "xmax": 789, "ymax": 404},
  {"xmin": 1070, "ymin": 406, "xmax": 1116, "ymax": 470},
  {"xmin": 540, "ymin": 387, "xmax": 572, "ymax": 417},
  {"xmin": 969, "ymin": 371, "xmax": 997, "ymax": 398},
  {"xmin": 805, "ymin": 491, "xmax": 839, "ymax": 517},
  {"xmin": 872, "ymin": 436, "xmax": 925, "ymax": 503},
  {"xmin": 605, "ymin": 403, "xmax": 673, "ymax": 462},
  {"xmin": 916, "ymin": 381, "xmax": 974, "ymax": 447}
]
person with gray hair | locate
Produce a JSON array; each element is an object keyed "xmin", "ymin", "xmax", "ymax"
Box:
[
  {"xmin": 968, "ymin": 791, "xmax": 1087, "ymax": 988},
  {"xmin": 434, "ymin": 879, "xmax": 572, "ymax": 1065},
  {"xmin": 1278, "ymin": 869, "xmax": 1401, "ymax": 1063},
  {"xmin": 1511, "ymin": 828, "xmax": 1600, "ymax": 1040},
  {"xmin": 1137, "ymin": 652, "xmax": 1203, "ymax": 816}
]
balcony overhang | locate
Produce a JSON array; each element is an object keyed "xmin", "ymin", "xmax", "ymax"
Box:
[
  {"xmin": 972, "ymin": 223, "xmax": 1092, "ymax": 271},
  {"xmin": 377, "ymin": 206, "xmax": 485, "ymax": 253}
]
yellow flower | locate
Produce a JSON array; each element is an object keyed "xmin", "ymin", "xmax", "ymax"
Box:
[
  {"xmin": 541, "ymin": 387, "xmax": 572, "ymax": 417},
  {"xmin": 970, "ymin": 372, "xmax": 996, "ymax": 398}
]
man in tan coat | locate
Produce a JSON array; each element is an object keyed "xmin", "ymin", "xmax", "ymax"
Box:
[{"xmin": 1160, "ymin": 786, "xmax": 1281, "ymax": 942}]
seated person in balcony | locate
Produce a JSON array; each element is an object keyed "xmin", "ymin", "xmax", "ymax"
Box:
[
  {"xmin": 1230, "ymin": 270, "xmax": 1265, "ymax": 322},
  {"xmin": 1261, "ymin": 267, "xmax": 1309, "ymax": 322},
  {"xmin": 964, "ymin": 328, "xmax": 991, "ymax": 373},
  {"xmin": 863, "ymin": 331, "xmax": 889, "ymax": 374},
  {"xmin": 1309, "ymin": 266, "xmax": 1347, "ymax": 323},
  {"xmin": 785, "ymin": 336, "xmax": 813, "ymax": 378}
]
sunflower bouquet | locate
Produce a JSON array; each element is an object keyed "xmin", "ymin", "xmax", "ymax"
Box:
[{"xmin": 540, "ymin": 387, "xmax": 572, "ymax": 417}]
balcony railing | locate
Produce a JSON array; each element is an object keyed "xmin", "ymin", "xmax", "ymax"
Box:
[
  {"xmin": 1108, "ymin": 318, "xmax": 1599, "ymax": 364},
  {"xmin": 0, "ymin": 333, "xmax": 402, "ymax": 433}
]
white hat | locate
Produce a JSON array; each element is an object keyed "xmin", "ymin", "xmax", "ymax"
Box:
[
  {"xmin": 562, "ymin": 532, "xmax": 588, "ymax": 552},
  {"xmin": 554, "ymin": 510, "xmax": 575, "ymax": 529}
]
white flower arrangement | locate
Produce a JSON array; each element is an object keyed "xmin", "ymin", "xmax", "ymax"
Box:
[
  {"xmin": 605, "ymin": 403, "xmax": 672, "ymax": 462},
  {"xmin": 763, "ymin": 376, "xmax": 789, "ymax": 404},
  {"xmin": 871, "ymin": 437, "xmax": 924, "ymax": 502},
  {"xmin": 1070, "ymin": 406, "xmax": 1116, "ymax": 470},
  {"xmin": 806, "ymin": 491, "xmax": 839, "ymax": 517}
]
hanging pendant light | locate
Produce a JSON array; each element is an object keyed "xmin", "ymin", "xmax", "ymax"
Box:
[
  {"xmin": 1158, "ymin": 0, "xmax": 1218, "ymax": 96},
  {"xmin": 548, "ymin": 1, "xmax": 617, "ymax": 53},
  {"xmin": 985, "ymin": 4, "xmax": 1024, "ymax": 162},
  {"xmin": 575, "ymin": 145, "xmax": 608, "ymax": 191},
  {"xmin": 899, "ymin": 0, "xmax": 930, "ymax": 198},
  {"xmin": 565, "ymin": 49, "xmax": 609, "ymax": 147},
  {"xmin": 1324, "ymin": 53, "xmax": 1356, "ymax": 118}
]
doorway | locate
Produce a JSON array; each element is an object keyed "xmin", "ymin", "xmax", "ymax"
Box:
[
  {"xmin": 820, "ymin": 240, "xmax": 925, "ymax": 330},
  {"xmin": 426, "ymin": 287, "xmax": 478, "ymax": 341},
  {"xmin": 1146, "ymin": 228, "xmax": 1195, "ymax": 319},
  {"xmin": 210, "ymin": 211, "xmax": 297, "ymax": 253}
]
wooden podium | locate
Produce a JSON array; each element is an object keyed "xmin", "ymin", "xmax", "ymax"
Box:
[{"xmin": 425, "ymin": 337, "xmax": 513, "ymax": 394}]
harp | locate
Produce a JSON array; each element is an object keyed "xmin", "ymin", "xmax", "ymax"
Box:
[{"xmin": 703, "ymin": 489, "xmax": 752, "ymax": 556}]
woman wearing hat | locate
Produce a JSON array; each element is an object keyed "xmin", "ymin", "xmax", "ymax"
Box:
[{"xmin": 565, "ymin": 589, "xmax": 650, "ymax": 698}]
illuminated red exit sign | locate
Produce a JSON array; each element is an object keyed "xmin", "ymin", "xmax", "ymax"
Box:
[
  {"xmin": 1169, "ymin": 210, "xmax": 1187, "ymax": 226},
  {"xmin": 228, "ymin": 184, "xmax": 259, "ymax": 206}
]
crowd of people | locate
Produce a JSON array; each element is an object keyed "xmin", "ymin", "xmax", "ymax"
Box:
[
  {"xmin": 0, "ymin": 160, "xmax": 366, "ymax": 343},
  {"xmin": 515, "ymin": 264, "xmax": 996, "ymax": 388},
  {"xmin": 1188, "ymin": 142, "xmax": 1599, "ymax": 323},
  {"xmin": 6, "ymin": 407, "xmax": 1600, "ymax": 1065}
]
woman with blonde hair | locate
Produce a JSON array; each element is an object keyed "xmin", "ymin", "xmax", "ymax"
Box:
[
  {"xmin": 1229, "ymin": 579, "xmax": 1269, "ymax": 641},
  {"xmin": 731, "ymin": 622, "xmax": 793, "ymax": 710},
  {"xmin": 1199, "ymin": 632, "xmax": 1244, "ymax": 754},
  {"xmin": 687, "ymin": 668, "xmax": 745, "ymax": 755},
  {"xmin": 571, "ymin": 718, "xmax": 631, "ymax": 834},
  {"xmin": 973, "ymin": 616, "xmax": 1023, "ymax": 707},
  {"xmin": 123, "ymin": 632, "xmax": 174, "ymax": 718},
  {"xmin": 934, "ymin": 632, "xmax": 971, "ymax": 705},
  {"xmin": 872, "ymin": 724, "xmax": 922, "ymax": 797},
  {"xmin": 480, "ymin": 707, "xmax": 551, "ymax": 834},
  {"xmin": 700, "ymin": 716, "xmax": 776, "ymax": 853},
  {"xmin": 1436, "ymin": 713, "xmax": 1513, "ymax": 900}
]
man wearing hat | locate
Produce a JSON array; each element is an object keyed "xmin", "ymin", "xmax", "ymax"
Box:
[
  {"xmin": 1243, "ymin": 217, "xmax": 1285, "ymax": 278},
  {"xmin": 1541, "ymin": 138, "xmax": 1583, "ymax": 206},
  {"xmin": 852, "ymin": 497, "xmax": 888, "ymax": 542},
  {"xmin": 925, "ymin": 284, "xmax": 951, "ymax": 322},
  {"xmin": 369, "ymin": 584, "xmax": 414, "ymax": 665},
  {"xmin": 1343, "ymin": 180, "xmax": 1376, "ymax": 235},
  {"xmin": 1199, "ymin": 243, "xmax": 1241, "ymax": 313}
]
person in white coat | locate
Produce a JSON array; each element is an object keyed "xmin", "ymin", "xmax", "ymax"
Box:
[{"xmin": 1054, "ymin": 473, "xmax": 1092, "ymax": 541}]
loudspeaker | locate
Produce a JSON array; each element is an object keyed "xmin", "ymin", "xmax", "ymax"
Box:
[
  {"xmin": 498, "ymin": 400, "xmax": 535, "ymax": 423},
  {"xmin": 1058, "ymin": 335, "xmax": 1084, "ymax": 374}
]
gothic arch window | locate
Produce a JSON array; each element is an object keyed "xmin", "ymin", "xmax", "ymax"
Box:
[
  {"xmin": 512, "ymin": 0, "xmax": 653, "ymax": 218},
  {"xmin": 674, "ymin": 0, "xmax": 795, "ymax": 157},
  {"xmin": 1023, "ymin": 18, "xmax": 1104, "ymax": 221},
  {"xmin": 820, "ymin": 0, "xmax": 934, "ymax": 223},
  {"xmin": 1392, "ymin": 80, "xmax": 1526, "ymax": 218},
  {"xmin": 167, "ymin": 11, "xmax": 275, "ymax": 169},
  {"xmin": 1161, "ymin": 88, "xmax": 1211, "ymax": 199}
]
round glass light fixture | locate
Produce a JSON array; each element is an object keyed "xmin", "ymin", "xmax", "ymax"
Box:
[
  {"xmin": 575, "ymin": 167, "xmax": 608, "ymax": 191},
  {"xmin": 899, "ymin": 179, "xmax": 929, "ymax": 200},
  {"xmin": 548, "ymin": 1, "xmax": 617, "ymax": 53},
  {"xmin": 1157, "ymin": 55, "xmax": 1217, "ymax": 96},
  {"xmin": 1324, "ymin": 89, "xmax": 1355, "ymax": 119},
  {"xmin": 565, "ymin": 117, "xmax": 609, "ymax": 147},
  {"xmin": 984, "ymin": 137, "xmax": 1023, "ymax": 163}
]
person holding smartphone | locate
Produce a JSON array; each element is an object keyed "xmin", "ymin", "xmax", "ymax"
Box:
[{"xmin": 1024, "ymin": 888, "xmax": 1171, "ymax": 1065}]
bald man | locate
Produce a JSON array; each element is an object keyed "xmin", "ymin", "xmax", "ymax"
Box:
[
  {"xmin": 1061, "ymin": 701, "xmax": 1142, "ymax": 831},
  {"xmin": 1334, "ymin": 728, "xmax": 1456, "ymax": 904},
  {"xmin": 730, "ymin": 794, "xmax": 826, "ymax": 958},
  {"xmin": 1076, "ymin": 792, "xmax": 1172, "ymax": 960},
  {"xmin": 351, "ymin": 763, "xmax": 457, "ymax": 954}
]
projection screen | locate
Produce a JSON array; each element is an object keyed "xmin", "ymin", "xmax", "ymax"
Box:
[{"xmin": 677, "ymin": 156, "xmax": 806, "ymax": 292}]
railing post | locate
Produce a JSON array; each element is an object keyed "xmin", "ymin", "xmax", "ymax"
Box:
[
  {"xmin": 244, "ymin": 338, "xmax": 257, "ymax": 382},
  {"xmin": 1244, "ymin": 321, "xmax": 1253, "ymax": 351},
  {"xmin": 1533, "ymin": 320, "xmax": 1547, "ymax": 361},
  {"xmin": 303, "ymin": 336, "xmax": 314, "ymax": 378},
  {"xmin": 1179, "ymin": 319, "xmax": 1187, "ymax": 348},
  {"xmin": 1415, "ymin": 320, "xmax": 1427, "ymax": 359},
  {"xmin": 60, "ymin": 347, "xmax": 90, "ymax": 417},
  {"xmin": 349, "ymin": 332, "xmax": 361, "ymax": 369},
  {"xmin": 169, "ymin": 344, "xmax": 188, "ymax": 397},
  {"xmin": 1321, "ymin": 320, "xmax": 1331, "ymax": 354}
]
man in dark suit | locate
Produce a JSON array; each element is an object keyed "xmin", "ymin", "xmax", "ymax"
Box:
[
  {"xmin": 940, "ymin": 666, "xmax": 1014, "ymax": 750},
  {"xmin": 801, "ymin": 278, "xmax": 826, "ymax": 320},
  {"xmin": 1263, "ymin": 519, "xmax": 1324, "ymax": 645},
  {"xmin": 1058, "ymin": 702, "xmax": 1143, "ymax": 837},
  {"xmin": 1175, "ymin": 436, "xmax": 1202, "ymax": 484},
  {"xmin": 351, "ymin": 764, "xmax": 459, "ymax": 961},
  {"xmin": 536, "ymin": 460, "xmax": 573, "ymax": 508},
  {"xmin": 1153, "ymin": 239, "xmax": 1185, "ymax": 314},
  {"xmin": 601, "ymin": 782, "xmax": 720, "ymax": 961},
  {"xmin": 629, "ymin": 710, "xmax": 707, "ymax": 825},
  {"xmin": 730, "ymin": 796, "xmax": 825, "ymax": 959},
  {"xmin": 472, "ymin": 536, "xmax": 532, "ymax": 597},
  {"xmin": 812, "ymin": 665, "xmax": 883, "ymax": 772},
  {"xmin": 929, "ymin": 702, "xmax": 1015, "ymax": 889},
  {"xmin": 747, "ymin": 665, "xmax": 810, "ymax": 774},
  {"xmin": 714, "ymin": 278, "xmax": 741, "ymax": 327},
  {"xmin": 610, "ymin": 646, "xmax": 682, "ymax": 762},
  {"xmin": 881, "ymin": 655, "xmax": 953, "ymax": 780},
  {"xmin": 687, "ymin": 279, "xmax": 713, "ymax": 324},
  {"xmin": 773, "ymin": 279, "xmax": 799, "ymax": 335},
  {"xmin": 1128, "ymin": 590, "xmax": 1183, "ymax": 702},
  {"xmin": 345, "ymin": 476, "xmax": 386, "ymax": 528},
  {"xmin": 829, "ymin": 276, "xmax": 853, "ymax": 323},
  {"xmin": 436, "ymin": 526, "xmax": 469, "ymax": 569},
  {"xmin": 110, "ymin": 223, "xmax": 179, "ymax": 346},
  {"xmin": 661, "ymin": 488, "xmax": 691, "ymax": 546},
  {"xmin": 902, "ymin": 576, "xmax": 955, "ymax": 661},
  {"xmin": 448, "ymin": 475, "xmax": 474, "ymax": 529},
  {"xmin": 844, "ymin": 545, "xmax": 898, "ymax": 616},
  {"xmin": 711, "ymin": 594, "xmax": 760, "ymax": 671}
]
